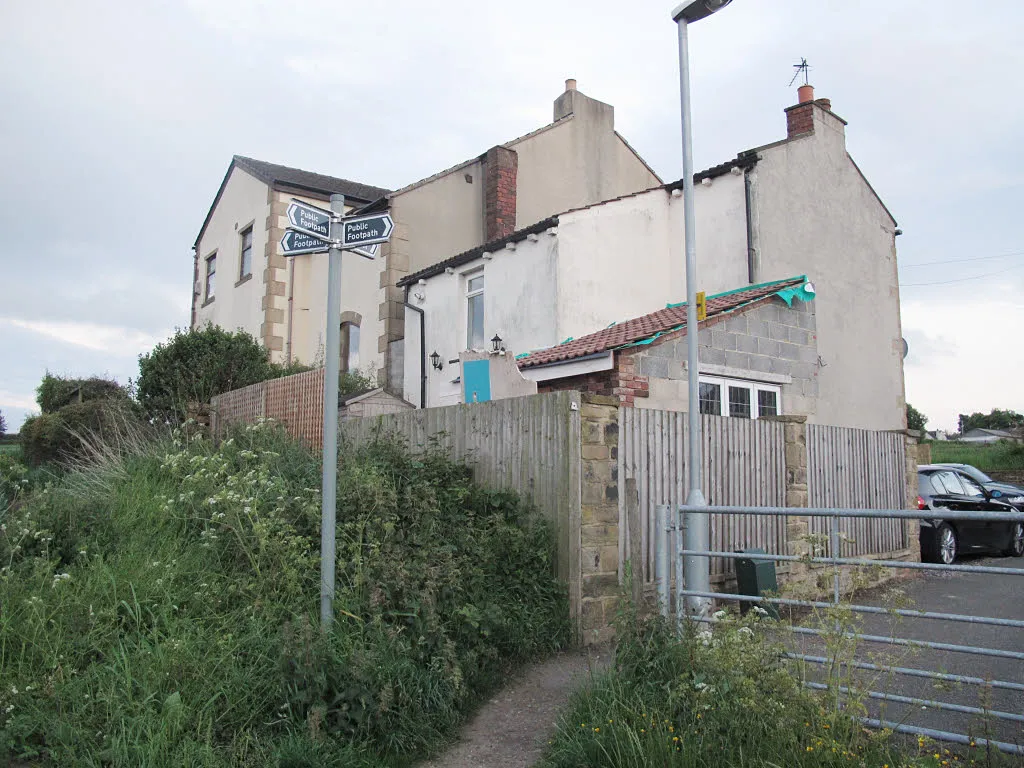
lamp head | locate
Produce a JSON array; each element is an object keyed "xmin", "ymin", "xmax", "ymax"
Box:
[{"xmin": 672, "ymin": 0, "xmax": 732, "ymax": 23}]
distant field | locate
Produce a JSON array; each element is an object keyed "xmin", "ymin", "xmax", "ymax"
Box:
[
  {"xmin": 928, "ymin": 440, "xmax": 1024, "ymax": 471},
  {"xmin": 0, "ymin": 443, "xmax": 20, "ymax": 455}
]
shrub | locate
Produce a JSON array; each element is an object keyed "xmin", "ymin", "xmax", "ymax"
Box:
[
  {"xmin": 36, "ymin": 374, "xmax": 127, "ymax": 415},
  {"xmin": 137, "ymin": 326, "xmax": 279, "ymax": 422},
  {"xmin": 20, "ymin": 399, "xmax": 140, "ymax": 467},
  {"xmin": 0, "ymin": 422, "xmax": 568, "ymax": 765},
  {"xmin": 0, "ymin": 410, "xmax": 6, "ymax": 437}
]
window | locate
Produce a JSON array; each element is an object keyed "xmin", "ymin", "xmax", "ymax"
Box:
[
  {"xmin": 340, "ymin": 322, "xmax": 360, "ymax": 373},
  {"xmin": 935, "ymin": 471, "xmax": 964, "ymax": 496},
  {"xmin": 757, "ymin": 390, "xmax": 779, "ymax": 418},
  {"xmin": 728, "ymin": 386, "xmax": 751, "ymax": 418},
  {"xmin": 959, "ymin": 474, "xmax": 986, "ymax": 498},
  {"xmin": 699, "ymin": 382, "xmax": 722, "ymax": 416},
  {"xmin": 239, "ymin": 226, "xmax": 253, "ymax": 279},
  {"xmin": 204, "ymin": 253, "xmax": 216, "ymax": 301},
  {"xmin": 466, "ymin": 271, "xmax": 484, "ymax": 349},
  {"xmin": 697, "ymin": 376, "xmax": 781, "ymax": 420}
]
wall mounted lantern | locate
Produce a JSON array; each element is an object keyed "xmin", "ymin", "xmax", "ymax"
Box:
[
  {"xmin": 491, "ymin": 334, "xmax": 504, "ymax": 353},
  {"xmin": 430, "ymin": 350, "xmax": 443, "ymax": 371}
]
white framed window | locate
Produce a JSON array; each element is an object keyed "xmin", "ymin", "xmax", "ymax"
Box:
[
  {"xmin": 697, "ymin": 375, "xmax": 781, "ymax": 420},
  {"xmin": 204, "ymin": 252, "xmax": 217, "ymax": 301},
  {"xmin": 239, "ymin": 226, "xmax": 253, "ymax": 279},
  {"xmin": 465, "ymin": 270, "xmax": 484, "ymax": 350}
]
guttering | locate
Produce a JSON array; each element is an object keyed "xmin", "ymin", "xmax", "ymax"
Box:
[{"xmin": 402, "ymin": 286, "xmax": 427, "ymax": 408}]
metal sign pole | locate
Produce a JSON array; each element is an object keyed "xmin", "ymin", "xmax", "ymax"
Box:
[{"xmin": 319, "ymin": 193, "xmax": 345, "ymax": 629}]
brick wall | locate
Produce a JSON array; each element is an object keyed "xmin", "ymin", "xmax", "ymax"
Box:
[
  {"xmin": 537, "ymin": 357, "xmax": 649, "ymax": 406},
  {"xmin": 484, "ymin": 145, "xmax": 518, "ymax": 241}
]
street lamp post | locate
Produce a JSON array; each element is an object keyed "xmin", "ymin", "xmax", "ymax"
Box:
[{"xmin": 671, "ymin": 0, "xmax": 732, "ymax": 617}]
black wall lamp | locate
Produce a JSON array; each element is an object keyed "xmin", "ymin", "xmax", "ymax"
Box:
[
  {"xmin": 491, "ymin": 334, "xmax": 504, "ymax": 353},
  {"xmin": 430, "ymin": 350, "xmax": 443, "ymax": 371}
]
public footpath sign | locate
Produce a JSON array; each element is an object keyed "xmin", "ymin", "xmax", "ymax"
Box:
[
  {"xmin": 338, "ymin": 213, "xmax": 394, "ymax": 248},
  {"xmin": 280, "ymin": 206, "xmax": 392, "ymax": 259},
  {"xmin": 287, "ymin": 199, "xmax": 333, "ymax": 239},
  {"xmin": 281, "ymin": 229, "xmax": 331, "ymax": 255}
]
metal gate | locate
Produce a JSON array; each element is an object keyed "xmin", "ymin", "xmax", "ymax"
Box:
[{"xmin": 655, "ymin": 503, "xmax": 1024, "ymax": 755}]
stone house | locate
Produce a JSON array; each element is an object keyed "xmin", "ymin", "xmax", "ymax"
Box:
[{"xmin": 190, "ymin": 80, "xmax": 661, "ymax": 388}]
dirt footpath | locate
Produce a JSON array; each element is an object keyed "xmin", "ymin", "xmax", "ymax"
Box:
[{"xmin": 418, "ymin": 647, "xmax": 611, "ymax": 768}]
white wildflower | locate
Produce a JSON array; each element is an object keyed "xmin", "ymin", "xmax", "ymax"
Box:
[
  {"xmin": 751, "ymin": 606, "xmax": 769, "ymax": 617},
  {"xmin": 712, "ymin": 609, "xmax": 728, "ymax": 620},
  {"xmin": 738, "ymin": 626, "xmax": 754, "ymax": 638}
]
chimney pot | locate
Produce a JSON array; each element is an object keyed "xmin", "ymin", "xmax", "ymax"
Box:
[
  {"xmin": 797, "ymin": 83, "xmax": 814, "ymax": 104},
  {"xmin": 565, "ymin": 78, "xmax": 577, "ymax": 92}
]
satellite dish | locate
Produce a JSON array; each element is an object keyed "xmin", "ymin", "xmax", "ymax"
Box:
[{"xmin": 901, "ymin": 338, "xmax": 909, "ymax": 359}]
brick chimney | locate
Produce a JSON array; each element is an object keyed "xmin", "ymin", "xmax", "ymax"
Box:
[
  {"xmin": 784, "ymin": 84, "xmax": 841, "ymax": 140},
  {"xmin": 483, "ymin": 145, "xmax": 518, "ymax": 241}
]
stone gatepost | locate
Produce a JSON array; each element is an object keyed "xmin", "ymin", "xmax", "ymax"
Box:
[
  {"xmin": 578, "ymin": 394, "xmax": 620, "ymax": 645},
  {"xmin": 763, "ymin": 415, "xmax": 810, "ymax": 580}
]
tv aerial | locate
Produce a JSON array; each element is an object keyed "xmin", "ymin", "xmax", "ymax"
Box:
[{"xmin": 789, "ymin": 58, "xmax": 811, "ymax": 87}]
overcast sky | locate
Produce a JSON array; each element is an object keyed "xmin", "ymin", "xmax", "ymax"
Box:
[{"xmin": 1, "ymin": 0, "xmax": 1021, "ymax": 433}]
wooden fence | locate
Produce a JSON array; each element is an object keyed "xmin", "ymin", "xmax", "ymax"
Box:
[
  {"xmin": 618, "ymin": 408, "xmax": 788, "ymax": 581},
  {"xmin": 807, "ymin": 424, "xmax": 908, "ymax": 556},
  {"xmin": 340, "ymin": 391, "xmax": 582, "ymax": 586},
  {"xmin": 210, "ymin": 368, "xmax": 325, "ymax": 448}
]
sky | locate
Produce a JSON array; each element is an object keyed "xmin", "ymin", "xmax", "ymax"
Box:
[{"xmin": 0, "ymin": 0, "xmax": 1021, "ymax": 434}]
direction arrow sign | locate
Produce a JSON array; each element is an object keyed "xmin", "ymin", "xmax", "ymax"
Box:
[
  {"xmin": 348, "ymin": 242, "xmax": 379, "ymax": 260},
  {"xmin": 281, "ymin": 229, "xmax": 331, "ymax": 256},
  {"xmin": 287, "ymin": 199, "xmax": 334, "ymax": 239},
  {"xmin": 339, "ymin": 213, "xmax": 394, "ymax": 248}
]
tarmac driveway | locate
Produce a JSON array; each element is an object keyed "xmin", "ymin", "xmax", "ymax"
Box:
[{"xmin": 791, "ymin": 554, "xmax": 1024, "ymax": 750}]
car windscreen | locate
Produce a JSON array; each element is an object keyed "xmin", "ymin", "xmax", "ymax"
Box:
[{"xmin": 959, "ymin": 465, "xmax": 993, "ymax": 484}]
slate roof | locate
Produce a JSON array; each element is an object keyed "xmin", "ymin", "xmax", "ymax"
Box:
[
  {"xmin": 232, "ymin": 155, "xmax": 390, "ymax": 203},
  {"xmin": 517, "ymin": 276, "xmax": 807, "ymax": 369},
  {"xmin": 195, "ymin": 156, "xmax": 390, "ymax": 249}
]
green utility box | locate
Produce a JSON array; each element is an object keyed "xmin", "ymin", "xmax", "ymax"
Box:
[{"xmin": 735, "ymin": 548, "xmax": 779, "ymax": 619}]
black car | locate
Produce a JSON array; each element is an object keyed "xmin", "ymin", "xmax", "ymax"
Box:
[
  {"xmin": 917, "ymin": 464, "xmax": 1024, "ymax": 564},
  {"xmin": 934, "ymin": 463, "xmax": 1024, "ymax": 506}
]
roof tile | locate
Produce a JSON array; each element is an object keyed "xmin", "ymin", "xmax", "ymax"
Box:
[{"xmin": 517, "ymin": 277, "xmax": 807, "ymax": 368}]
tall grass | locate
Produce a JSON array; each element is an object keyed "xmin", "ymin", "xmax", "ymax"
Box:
[
  {"xmin": 539, "ymin": 601, "xmax": 1014, "ymax": 768},
  {"xmin": 0, "ymin": 421, "xmax": 568, "ymax": 766},
  {"xmin": 928, "ymin": 440, "xmax": 1024, "ymax": 472}
]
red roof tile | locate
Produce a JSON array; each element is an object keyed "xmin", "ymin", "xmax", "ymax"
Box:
[{"xmin": 517, "ymin": 277, "xmax": 807, "ymax": 369}]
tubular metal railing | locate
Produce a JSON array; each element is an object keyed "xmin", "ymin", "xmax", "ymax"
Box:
[{"xmin": 653, "ymin": 503, "xmax": 1024, "ymax": 755}]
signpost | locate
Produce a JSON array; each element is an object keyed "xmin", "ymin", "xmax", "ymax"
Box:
[
  {"xmin": 281, "ymin": 229, "xmax": 331, "ymax": 256},
  {"xmin": 277, "ymin": 199, "xmax": 394, "ymax": 630},
  {"xmin": 287, "ymin": 199, "xmax": 333, "ymax": 239}
]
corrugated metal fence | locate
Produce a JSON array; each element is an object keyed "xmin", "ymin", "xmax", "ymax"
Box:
[
  {"xmin": 618, "ymin": 408, "xmax": 787, "ymax": 581},
  {"xmin": 210, "ymin": 368, "xmax": 325, "ymax": 448},
  {"xmin": 340, "ymin": 391, "xmax": 582, "ymax": 584},
  {"xmin": 807, "ymin": 424, "xmax": 908, "ymax": 556}
]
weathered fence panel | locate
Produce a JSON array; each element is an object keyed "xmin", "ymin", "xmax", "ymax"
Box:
[
  {"xmin": 211, "ymin": 368, "xmax": 325, "ymax": 448},
  {"xmin": 618, "ymin": 409, "xmax": 787, "ymax": 581},
  {"xmin": 807, "ymin": 424, "xmax": 908, "ymax": 556},
  {"xmin": 340, "ymin": 391, "xmax": 582, "ymax": 589}
]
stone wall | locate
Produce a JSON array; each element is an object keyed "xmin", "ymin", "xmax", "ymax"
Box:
[
  {"xmin": 988, "ymin": 470, "xmax": 1024, "ymax": 485},
  {"xmin": 578, "ymin": 394, "xmax": 620, "ymax": 645}
]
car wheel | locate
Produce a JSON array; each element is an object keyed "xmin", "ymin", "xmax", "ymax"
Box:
[
  {"xmin": 1002, "ymin": 521, "xmax": 1024, "ymax": 558},
  {"xmin": 934, "ymin": 523, "xmax": 958, "ymax": 564}
]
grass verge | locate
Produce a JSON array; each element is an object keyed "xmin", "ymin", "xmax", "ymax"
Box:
[
  {"xmin": 0, "ymin": 421, "xmax": 568, "ymax": 766},
  {"xmin": 927, "ymin": 440, "xmax": 1024, "ymax": 472},
  {"xmin": 538, "ymin": 600, "xmax": 1016, "ymax": 768}
]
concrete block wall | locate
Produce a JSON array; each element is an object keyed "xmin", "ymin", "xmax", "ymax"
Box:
[
  {"xmin": 631, "ymin": 298, "xmax": 819, "ymax": 417},
  {"xmin": 578, "ymin": 394, "xmax": 621, "ymax": 645}
]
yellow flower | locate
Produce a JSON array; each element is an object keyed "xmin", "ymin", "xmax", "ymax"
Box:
[
  {"xmin": 669, "ymin": 726, "xmax": 675, "ymax": 732},
  {"xmin": 673, "ymin": 737, "xmax": 679, "ymax": 743},
  {"xmin": 934, "ymin": 754, "xmax": 941, "ymax": 760},
  {"xmin": 608, "ymin": 720, "xmax": 613, "ymax": 724},
  {"xmin": 593, "ymin": 727, "xmax": 600, "ymax": 733},
  {"xmin": 823, "ymin": 724, "xmax": 830, "ymax": 729},
  {"xmin": 806, "ymin": 746, "xmax": 814, "ymax": 752}
]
